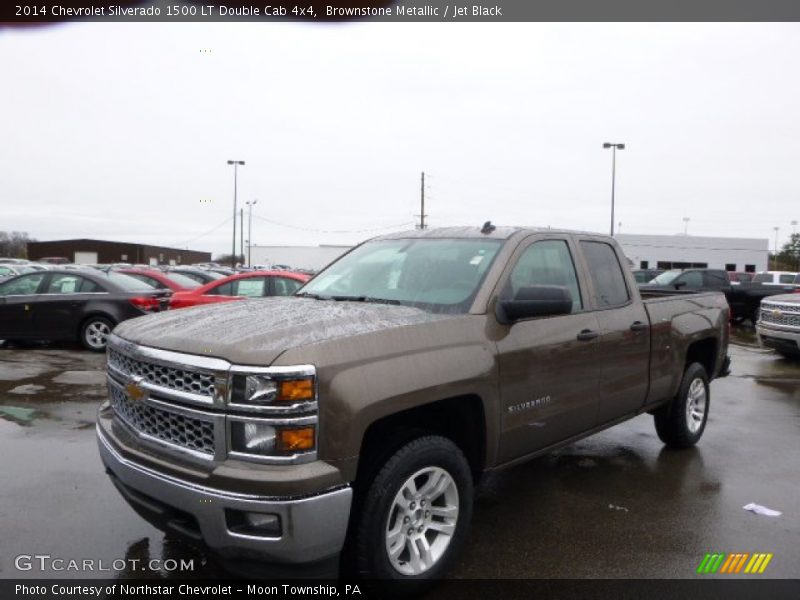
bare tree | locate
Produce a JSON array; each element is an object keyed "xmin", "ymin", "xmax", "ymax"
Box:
[{"xmin": 0, "ymin": 231, "xmax": 35, "ymax": 258}]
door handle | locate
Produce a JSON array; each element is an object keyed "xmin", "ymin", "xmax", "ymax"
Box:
[
  {"xmin": 576, "ymin": 329, "xmax": 599, "ymax": 341},
  {"xmin": 630, "ymin": 321, "xmax": 648, "ymax": 332}
]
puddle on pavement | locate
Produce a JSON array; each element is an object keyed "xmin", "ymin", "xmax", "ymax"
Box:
[
  {"xmin": 0, "ymin": 362, "xmax": 56, "ymax": 381},
  {"xmin": 52, "ymin": 370, "xmax": 107, "ymax": 385},
  {"xmin": 9, "ymin": 384, "xmax": 46, "ymax": 394},
  {"xmin": 0, "ymin": 405, "xmax": 39, "ymax": 425}
]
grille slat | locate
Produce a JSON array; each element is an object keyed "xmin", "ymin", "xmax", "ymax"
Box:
[
  {"xmin": 107, "ymin": 348, "xmax": 216, "ymax": 398},
  {"xmin": 759, "ymin": 303, "xmax": 800, "ymax": 328},
  {"xmin": 109, "ymin": 385, "xmax": 215, "ymax": 455}
]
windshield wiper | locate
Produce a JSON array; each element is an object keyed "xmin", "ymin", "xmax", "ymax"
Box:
[
  {"xmin": 294, "ymin": 292, "xmax": 332, "ymax": 300},
  {"xmin": 329, "ymin": 295, "xmax": 402, "ymax": 305}
]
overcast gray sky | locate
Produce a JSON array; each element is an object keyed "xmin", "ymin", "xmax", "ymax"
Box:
[{"xmin": 2, "ymin": 22, "xmax": 799, "ymax": 256}]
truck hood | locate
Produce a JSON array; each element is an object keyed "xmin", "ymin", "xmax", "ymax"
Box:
[
  {"xmin": 760, "ymin": 293, "xmax": 800, "ymax": 305},
  {"xmin": 113, "ymin": 296, "xmax": 450, "ymax": 365}
]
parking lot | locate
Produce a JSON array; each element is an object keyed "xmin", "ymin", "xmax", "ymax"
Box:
[{"xmin": 0, "ymin": 327, "xmax": 798, "ymax": 582}]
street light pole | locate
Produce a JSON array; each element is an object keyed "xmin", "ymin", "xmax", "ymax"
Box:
[
  {"xmin": 773, "ymin": 226, "xmax": 780, "ymax": 270},
  {"xmin": 683, "ymin": 217, "xmax": 690, "ymax": 235},
  {"xmin": 603, "ymin": 143, "xmax": 625, "ymax": 236},
  {"xmin": 227, "ymin": 160, "xmax": 245, "ymax": 268},
  {"xmin": 246, "ymin": 199, "xmax": 258, "ymax": 267}
]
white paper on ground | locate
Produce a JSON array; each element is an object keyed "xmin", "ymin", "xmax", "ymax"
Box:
[{"xmin": 743, "ymin": 503, "xmax": 782, "ymax": 517}]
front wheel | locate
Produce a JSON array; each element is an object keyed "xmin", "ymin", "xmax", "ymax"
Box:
[
  {"xmin": 354, "ymin": 435, "xmax": 473, "ymax": 586},
  {"xmin": 654, "ymin": 362, "xmax": 710, "ymax": 448},
  {"xmin": 80, "ymin": 316, "xmax": 114, "ymax": 351}
]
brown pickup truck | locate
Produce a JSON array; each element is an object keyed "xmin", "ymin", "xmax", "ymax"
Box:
[{"xmin": 97, "ymin": 226, "xmax": 730, "ymax": 584}]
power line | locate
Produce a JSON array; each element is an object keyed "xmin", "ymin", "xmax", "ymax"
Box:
[
  {"xmin": 250, "ymin": 213, "xmax": 415, "ymax": 234},
  {"xmin": 168, "ymin": 216, "xmax": 233, "ymax": 248}
]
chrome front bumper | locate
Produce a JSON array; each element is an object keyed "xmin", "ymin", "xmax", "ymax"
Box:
[
  {"xmin": 97, "ymin": 425, "xmax": 352, "ymax": 564},
  {"xmin": 756, "ymin": 323, "xmax": 800, "ymax": 353}
]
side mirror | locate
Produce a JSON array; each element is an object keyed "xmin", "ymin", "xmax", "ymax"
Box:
[
  {"xmin": 497, "ymin": 285, "xmax": 573, "ymax": 324},
  {"xmin": 674, "ymin": 280, "xmax": 687, "ymax": 290}
]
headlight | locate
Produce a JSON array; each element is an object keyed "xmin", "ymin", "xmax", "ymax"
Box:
[
  {"xmin": 231, "ymin": 422, "xmax": 276, "ymax": 453},
  {"xmin": 230, "ymin": 421, "xmax": 316, "ymax": 456},
  {"xmin": 229, "ymin": 366, "xmax": 316, "ymax": 411},
  {"xmin": 227, "ymin": 365, "xmax": 318, "ymax": 463}
]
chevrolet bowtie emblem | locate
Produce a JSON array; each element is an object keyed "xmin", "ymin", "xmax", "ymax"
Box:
[
  {"xmin": 125, "ymin": 376, "xmax": 147, "ymax": 403},
  {"xmin": 771, "ymin": 309, "xmax": 782, "ymax": 317}
]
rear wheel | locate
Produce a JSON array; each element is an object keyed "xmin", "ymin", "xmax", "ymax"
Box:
[
  {"xmin": 654, "ymin": 362, "xmax": 709, "ymax": 448},
  {"xmin": 80, "ymin": 316, "xmax": 114, "ymax": 351},
  {"xmin": 354, "ymin": 435, "xmax": 473, "ymax": 588}
]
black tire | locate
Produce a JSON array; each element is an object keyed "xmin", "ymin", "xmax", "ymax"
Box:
[
  {"xmin": 79, "ymin": 316, "xmax": 114, "ymax": 351},
  {"xmin": 353, "ymin": 435, "xmax": 473, "ymax": 589},
  {"xmin": 654, "ymin": 362, "xmax": 710, "ymax": 448}
]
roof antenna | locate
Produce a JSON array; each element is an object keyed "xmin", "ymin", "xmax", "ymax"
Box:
[{"xmin": 481, "ymin": 221, "xmax": 496, "ymax": 234}]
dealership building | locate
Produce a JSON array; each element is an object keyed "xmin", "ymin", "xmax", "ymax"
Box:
[
  {"xmin": 27, "ymin": 239, "xmax": 211, "ymax": 266},
  {"xmin": 249, "ymin": 244, "xmax": 352, "ymax": 272},
  {"xmin": 614, "ymin": 234, "xmax": 769, "ymax": 272},
  {"xmin": 248, "ymin": 234, "xmax": 770, "ymax": 274}
]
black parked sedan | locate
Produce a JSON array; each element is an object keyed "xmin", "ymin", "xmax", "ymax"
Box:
[{"xmin": 0, "ymin": 269, "xmax": 169, "ymax": 351}]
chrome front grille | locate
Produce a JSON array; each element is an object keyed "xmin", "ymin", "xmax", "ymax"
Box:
[
  {"xmin": 107, "ymin": 348, "xmax": 216, "ymax": 398},
  {"xmin": 109, "ymin": 384, "xmax": 215, "ymax": 455},
  {"xmin": 105, "ymin": 334, "xmax": 318, "ymax": 465},
  {"xmin": 759, "ymin": 303, "xmax": 800, "ymax": 328}
]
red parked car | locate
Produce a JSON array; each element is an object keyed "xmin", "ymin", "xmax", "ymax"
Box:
[
  {"xmin": 116, "ymin": 268, "xmax": 202, "ymax": 292},
  {"xmin": 168, "ymin": 270, "xmax": 310, "ymax": 309}
]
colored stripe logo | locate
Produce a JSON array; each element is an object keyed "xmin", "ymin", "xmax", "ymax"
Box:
[{"xmin": 697, "ymin": 552, "xmax": 773, "ymax": 574}]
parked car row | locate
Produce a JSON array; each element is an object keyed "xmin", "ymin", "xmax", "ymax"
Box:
[
  {"xmin": 0, "ymin": 266, "xmax": 311, "ymax": 351},
  {"xmin": 638, "ymin": 268, "xmax": 800, "ymax": 323}
]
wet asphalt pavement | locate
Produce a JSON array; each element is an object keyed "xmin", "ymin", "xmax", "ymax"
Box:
[{"xmin": 0, "ymin": 329, "xmax": 798, "ymax": 582}]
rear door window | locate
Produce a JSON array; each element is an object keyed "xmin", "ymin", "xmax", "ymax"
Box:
[
  {"xmin": 779, "ymin": 274, "xmax": 796, "ymax": 284},
  {"xmin": 580, "ymin": 241, "xmax": 630, "ymax": 308},
  {"xmin": 234, "ymin": 278, "xmax": 267, "ymax": 297},
  {"xmin": 46, "ymin": 274, "xmax": 99, "ymax": 294},
  {"xmin": 703, "ymin": 271, "xmax": 729, "ymax": 288}
]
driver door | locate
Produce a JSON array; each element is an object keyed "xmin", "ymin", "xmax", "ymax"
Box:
[{"xmin": 495, "ymin": 237, "xmax": 601, "ymax": 464}]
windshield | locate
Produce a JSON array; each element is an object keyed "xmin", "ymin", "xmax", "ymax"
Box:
[
  {"xmin": 298, "ymin": 238, "xmax": 504, "ymax": 314},
  {"xmin": 649, "ymin": 270, "xmax": 682, "ymax": 285},
  {"xmin": 100, "ymin": 271, "xmax": 158, "ymax": 291}
]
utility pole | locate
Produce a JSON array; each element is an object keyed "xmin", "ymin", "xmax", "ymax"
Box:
[
  {"xmin": 240, "ymin": 208, "xmax": 244, "ymax": 266},
  {"xmin": 773, "ymin": 226, "xmax": 780, "ymax": 270},
  {"xmin": 246, "ymin": 199, "xmax": 258, "ymax": 267},
  {"xmin": 416, "ymin": 171, "xmax": 428, "ymax": 230},
  {"xmin": 227, "ymin": 160, "xmax": 245, "ymax": 268},
  {"xmin": 602, "ymin": 143, "xmax": 625, "ymax": 236}
]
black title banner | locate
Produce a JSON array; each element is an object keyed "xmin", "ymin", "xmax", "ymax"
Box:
[
  {"xmin": 5, "ymin": 0, "xmax": 800, "ymax": 24},
  {"xmin": 4, "ymin": 579, "xmax": 800, "ymax": 600}
]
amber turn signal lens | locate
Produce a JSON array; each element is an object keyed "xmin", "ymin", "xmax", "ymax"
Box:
[
  {"xmin": 277, "ymin": 378, "xmax": 314, "ymax": 401},
  {"xmin": 276, "ymin": 427, "xmax": 315, "ymax": 452}
]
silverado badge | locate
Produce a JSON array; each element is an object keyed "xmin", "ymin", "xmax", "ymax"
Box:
[{"xmin": 125, "ymin": 376, "xmax": 148, "ymax": 403}]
